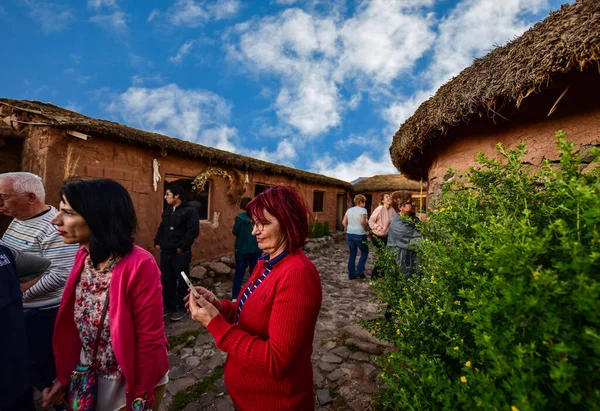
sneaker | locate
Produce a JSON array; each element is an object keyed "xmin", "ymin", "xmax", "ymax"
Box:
[
  {"xmin": 170, "ymin": 310, "xmax": 187, "ymax": 321},
  {"xmin": 163, "ymin": 308, "xmax": 173, "ymax": 318}
]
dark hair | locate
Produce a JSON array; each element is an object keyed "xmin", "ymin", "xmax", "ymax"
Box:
[
  {"xmin": 240, "ymin": 197, "xmax": 252, "ymax": 210},
  {"xmin": 167, "ymin": 184, "xmax": 185, "ymax": 201},
  {"xmin": 379, "ymin": 192, "xmax": 390, "ymax": 205},
  {"xmin": 391, "ymin": 190, "xmax": 413, "ymax": 210},
  {"xmin": 246, "ymin": 185, "xmax": 311, "ymax": 253},
  {"xmin": 60, "ymin": 178, "xmax": 137, "ymax": 266}
]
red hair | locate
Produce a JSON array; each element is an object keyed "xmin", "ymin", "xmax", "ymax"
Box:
[{"xmin": 246, "ymin": 185, "xmax": 312, "ymax": 253}]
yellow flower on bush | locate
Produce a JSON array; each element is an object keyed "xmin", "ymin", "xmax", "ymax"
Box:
[
  {"xmin": 511, "ymin": 406, "xmax": 520, "ymax": 411},
  {"xmin": 533, "ymin": 271, "xmax": 540, "ymax": 280},
  {"xmin": 461, "ymin": 376, "xmax": 467, "ymax": 383},
  {"xmin": 454, "ymin": 300, "xmax": 461, "ymax": 305},
  {"xmin": 454, "ymin": 346, "xmax": 459, "ymax": 351},
  {"xmin": 465, "ymin": 361, "xmax": 472, "ymax": 367}
]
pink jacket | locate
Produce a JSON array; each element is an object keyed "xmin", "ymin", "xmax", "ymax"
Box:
[{"xmin": 53, "ymin": 245, "xmax": 169, "ymax": 408}]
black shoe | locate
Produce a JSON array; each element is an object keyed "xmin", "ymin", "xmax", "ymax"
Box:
[
  {"xmin": 171, "ymin": 310, "xmax": 187, "ymax": 321},
  {"xmin": 357, "ymin": 273, "xmax": 366, "ymax": 279},
  {"xmin": 349, "ymin": 276, "xmax": 359, "ymax": 280},
  {"xmin": 163, "ymin": 308, "xmax": 173, "ymax": 318}
]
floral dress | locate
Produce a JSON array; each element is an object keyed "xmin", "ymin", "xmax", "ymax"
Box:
[{"xmin": 74, "ymin": 256, "xmax": 122, "ymax": 379}]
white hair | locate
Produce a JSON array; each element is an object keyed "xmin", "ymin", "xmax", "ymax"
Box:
[{"xmin": 0, "ymin": 172, "xmax": 46, "ymax": 203}]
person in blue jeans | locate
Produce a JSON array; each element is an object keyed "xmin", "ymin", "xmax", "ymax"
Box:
[
  {"xmin": 231, "ymin": 197, "xmax": 263, "ymax": 300},
  {"xmin": 342, "ymin": 194, "xmax": 370, "ymax": 280}
]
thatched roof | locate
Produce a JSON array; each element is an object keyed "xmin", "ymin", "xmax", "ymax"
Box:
[
  {"xmin": 0, "ymin": 99, "xmax": 351, "ymax": 189},
  {"xmin": 390, "ymin": 0, "xmax": 600, "ymax": 179},
  {"xmin": 352, "ymin": 174, "xmax": 422, "ymax": 192}
]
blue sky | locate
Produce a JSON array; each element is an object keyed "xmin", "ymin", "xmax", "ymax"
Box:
[{"xmin": 1, "ymin": 0, "xmax": 568, "ymax": 181}]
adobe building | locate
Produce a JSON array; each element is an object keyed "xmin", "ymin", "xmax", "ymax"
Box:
[
  {"xmin": 0, "ymin": 99, "xmax": 351, "ymax": 261},
  {"xmin": 390, "ymin": 0, "xmax": 600, "ymax": 203},
  {"xmin": 352, "ymin": 174, "xmax": 425, "ymax": 214}
]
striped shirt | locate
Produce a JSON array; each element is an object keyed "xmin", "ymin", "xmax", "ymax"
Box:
[{"xmin": 0, "ymin": 206, "xmax": 79, "ymax": 309}]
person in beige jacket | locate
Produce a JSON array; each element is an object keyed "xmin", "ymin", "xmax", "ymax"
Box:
[{"xmin": 368, "ymin": 193, "xmax": 395, "ymax": 278}]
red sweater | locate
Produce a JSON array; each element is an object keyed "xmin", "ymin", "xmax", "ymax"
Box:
[
  {"xmin": 207, "ymin": 249, "xmax": 322, "ymax": 410},
  {"xmin": 53, "ymin": 245, "xmax": 169, "ymax": 408}
]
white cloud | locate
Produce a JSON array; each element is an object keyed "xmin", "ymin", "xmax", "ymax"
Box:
[
  {"xmin": 107, "ymin": 84, "xmax": 238, "ymax": 151},
  {"xmin": 245, "ymin": 138, "xmax": 299, "ymax": 165},
  {"xmin": 382, "ymin": 0, "xmax": 554, "ymax": 131},
  {"xmin": 311, "ymin": 150, "xmax": 397, "ymax": 182},
  {"xmin": 64, "ymin": 68, "xmax": 91, "ymax": 85},
  {"xmin": 88, "ymin": 0, "xmax": 117, "ymax": 10},
  {"xmin": 90, "ymin": 11, "xmax": 127, "ymax": 32},
  {"xmin": 228, "ymin": 3, "xmax": 435, "ymax": 137},
  {"xmin": 65, "ymin": 101, "xmax": 83, "ymax": 112},
  {"xmin": 131, "ymin": 73, "xmax": 165, "ymax": 86},
  {"xmin": 169, "ymin": 41, "xmax": 196, "ymax": 64},
  {"xmin": 149, "ymin": 0, "xmax": 240, "ymax": 28},
  {"xmin": 24, "ymin": 1, "xmax": 74, "ymax": 34},
  {"xmin": 274, "ymin": 0, "xmax": 297, "ymax": 4}
]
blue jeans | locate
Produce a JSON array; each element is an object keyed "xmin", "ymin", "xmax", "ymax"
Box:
[
  {"xmin": 232, "ymin": 252, "xmax": 262, "ymax": 300},
  {"xmin": 347, "ymin": 234, "xmax": 369, "ymax": 279}
]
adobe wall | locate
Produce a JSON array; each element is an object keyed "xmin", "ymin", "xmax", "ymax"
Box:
[
  {"xmin": 427, "ymin": 109, "xmax": 600, "ymax": 201},
  {"xmin": 32, "ymin": 130, "xmax": 346, "ymax": 262}
]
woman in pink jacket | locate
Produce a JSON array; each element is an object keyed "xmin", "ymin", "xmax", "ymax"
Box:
[
  {"xmin": 42, "ymin": 178, "xmax": 169, "ymax": 411},
  {"xmin": 368, "ymin": 193, "xmax": 395, "ymax": 278}
]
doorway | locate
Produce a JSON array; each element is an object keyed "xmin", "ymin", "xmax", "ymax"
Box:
[{"xmin": 336, "ymin": 194, "xmax": 345, "ymax": 231}]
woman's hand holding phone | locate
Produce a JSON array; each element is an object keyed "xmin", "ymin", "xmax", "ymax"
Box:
[{"xmin": 184, "ymin": 286, "xmax": 223, "ymax": 312}]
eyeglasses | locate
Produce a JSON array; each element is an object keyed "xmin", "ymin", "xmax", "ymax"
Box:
[
  {"xmin": 250, "ymin": 220, "xmax": 271, "ymax": 231},
  {"xmin": 400, "ymin": 201, "xmax": 413, "ymax": 206}
]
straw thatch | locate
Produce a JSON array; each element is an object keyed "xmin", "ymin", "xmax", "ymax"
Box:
[
  {"xmin": 352, "ymin": 174, "xmax": 421, "ymax": 192},
  {"xmin": 390, "ymin": 0, "xmax": 600, "ymax": 179},
  {"xmin": 0, "ymin": 99, "xmax": 351, "ymax": 189}
]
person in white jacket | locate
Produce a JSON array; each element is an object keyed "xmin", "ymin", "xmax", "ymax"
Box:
[{"xmin": 368, "ymin": 193, "xmax": 395, "ymax": 278}]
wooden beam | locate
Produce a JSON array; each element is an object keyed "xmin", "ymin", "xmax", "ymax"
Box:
[{"xmin": 66, "ymin": 130, "xmax": 90, "ymax": 141}]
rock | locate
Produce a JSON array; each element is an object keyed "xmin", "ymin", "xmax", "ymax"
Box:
[
  {"xmin": 319, "ymin": 362, "xmax": 337, "ymax": 372},
  {"xmin": 169, "ymin": 365, "xmax": 186, "ymax": 379},
  {"xmin": 220, "ymin": 256, "xmax": 235, "ymax": 266},
  {"xmin": 346, "ymin": 338, "xmax": 384, "ymax": 355},
  {"xmin": 215, "ymin": 377, "xmax": 228, "ymax": 394},
  {"xmin": 321, "ymin": 341, "xmax": 337, "ymax": 351},
  {"xmin": 190, "ymin": 265, "xmax": 208, "ymax": 281},
  {"xmin": 349, "ymin": 352, "xmax": 370, "ymax": 362},
  {"xmin": 208, "ymin": 262, "xmax": 231, "ymax": 275},
  {"xmin": 214, "ymin": 397, "xmax": 235, "ymax": 411},
  {"xmin": 205, "ymin": 354, "xmax": 225, "ymax": 370},
  {"xmin": 201, "ymin": 278, "xmax": 215, "ymax": 287},
  {"xmin": 185, "ymin": 356, "xmax": 201, "ymax": 368},
  {"xmin": 330, "ymin": 346, "xmax": 351, "ymax": 359},
  {"xmin": 326, "ymin": 369, "xmax": 344, "ymax": 382},
  {"xmin": 167, "ymin": 376, "xmax": 195, "ymax": 395},
  {"xmin": 321, "ymin": 353, "xmax": 343, "ymax": 363},
  {"xmin": 196, "ymin": 394, "xmax": 215, "ymax": 408},
  {"xmin": 191, "ymin": 365, "xmax": 210, "ymax": 380},
  {"xmin": 313, "ymin": 369, "xmax": 324, "ymax": 385},
  {"xmin": 168, "ymin": 354, "xmax": 180, "ymax": 367},
  {"xmin": 356, "ymin": 381, "xmax": 375, "ymax": 394},
  {"xmin": 342, "ymin": 324, "xmax": 393, "ymax": 348},
  {"xmin": 180, "ymin": 348, "xmax": 193, "ymax": 360},
  {"xmin": 316, "ymin": 389, "xmax": 333, "ymax": 405},
  {"xmin": 340, "ymin": 363, "xmax": 364, "ymax": 379},
  {"xmin": 182, "ymin": 403, "xmax": 200, "ymax": 411}
]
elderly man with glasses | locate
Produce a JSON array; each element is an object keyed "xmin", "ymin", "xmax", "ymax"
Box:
[{"xmin": 0, "ymin": 172, "xmax": 78, "ymax": 399}]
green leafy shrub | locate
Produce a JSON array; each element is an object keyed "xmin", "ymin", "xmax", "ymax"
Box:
[
  {"xmin": 309, "ymin": 221, "xmax": 331, "ymax": 238},
  {"xmin": 365, "ymin": 132, "xmax": 600, "ymax": 410}
]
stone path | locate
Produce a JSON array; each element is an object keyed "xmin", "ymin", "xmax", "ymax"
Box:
[{"xmin": 160, "ymin": 235, "xmax": 391, "ymax": 410}]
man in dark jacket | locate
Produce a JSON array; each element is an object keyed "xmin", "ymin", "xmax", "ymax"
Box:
[
  {"xmin": 154, "ymin": 184, "xmax": 200, "ymax": 321},
  {"xmin": 231, "ymin": 197, "xmax": 262, "ymax": 301}
]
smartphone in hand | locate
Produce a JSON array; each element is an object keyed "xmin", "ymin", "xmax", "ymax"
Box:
[{"xmin": 180, "ymin": 271, "xmax": 201, "ymax": 299}]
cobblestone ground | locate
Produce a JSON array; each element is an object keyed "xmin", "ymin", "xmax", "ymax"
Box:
[
  {"xmin": 160, "ymin": 238, "xmax": 391, "ymax": 411},
  {"xmin": 35, "ymin": 237, "xmax": 391, "ymax": 411}
]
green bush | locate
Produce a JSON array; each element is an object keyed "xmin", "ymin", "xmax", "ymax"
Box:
[
  {"xmin": 309, "ymin": 221, "xmax": 331, "ymax": 238},
  {"xmin": 365, "ymin": 131, "xmax": 600, "ymax": 410}
]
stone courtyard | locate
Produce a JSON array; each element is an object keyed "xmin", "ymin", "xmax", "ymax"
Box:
[{"xmin": 159, "ymin": 235, "xmax": 391, "ymax": 410}]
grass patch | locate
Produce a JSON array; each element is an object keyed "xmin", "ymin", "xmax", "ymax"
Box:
[
  {"xmin": 345, "ymin": 342, "xmax": 359, "ymax": 353},
  {"xmin": 167, "ymin": 330, "xmax": 202, "ymax": 349},
  {"xmin": 168, "ymin": 367, "xmax": 224, "ymax": 411},
  {"xmin": 320, "ymin": 307, "xmax": 329, "ymax": 312}
]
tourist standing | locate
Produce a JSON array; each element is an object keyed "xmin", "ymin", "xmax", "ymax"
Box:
[
  {"xmin": 388, "ymin": 191, "xmax": 422, "ymax": 278},
  {"xmin": 368, "ymin": 193, "xmax": 394, "ymax": 278},
  {"xmin": 342, "ymin": 194, "xmax": 369, "ymax": 279},
  {"xmin": 231, "ymin": 197, "xmax": 263, "ymax": 301},
  {"xmin": 154, "ymin": 184, "xmax": 200, "ymax": 321},
  {"xmin": 187, "ymin": 186, "xmax": 322, "ymax": 410},
  {"xmin": 42, "ymin": 178, "xmax": 169, "ymax": 411},
  {"xmin": 0, "ymin": 172, "xmax": 78, "ymax": 395},
  {"xmin": 0, "ymin": 245, "xmax": 50, "ymax": 411}
]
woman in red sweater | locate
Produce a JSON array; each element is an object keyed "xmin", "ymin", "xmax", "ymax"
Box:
[
  {"xmin": 41, "ymin": 178, "xmax": 169, "ymax": 411},
  {"xmin": 188, "ymin": 185, "xmax": 322, "ymax": 410}
]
